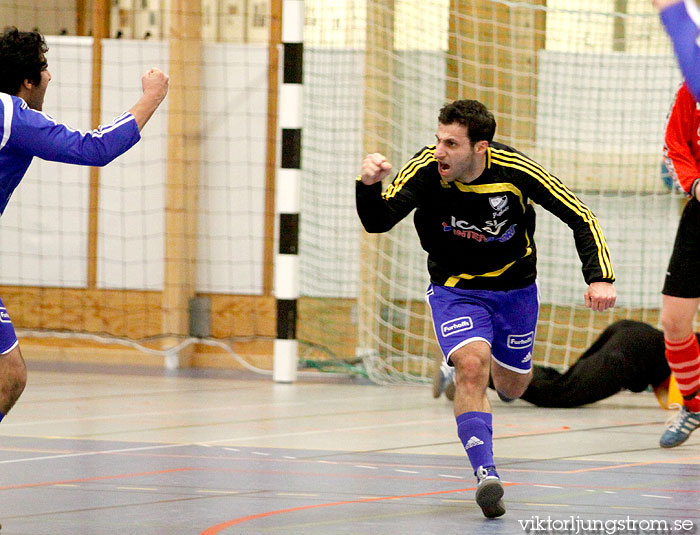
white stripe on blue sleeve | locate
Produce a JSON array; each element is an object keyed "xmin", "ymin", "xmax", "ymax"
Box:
[{"xmin": 0, "ymin": 94, "xmax": 14, "ymax": 152}]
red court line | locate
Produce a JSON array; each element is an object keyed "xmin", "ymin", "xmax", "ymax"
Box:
[
  {"xmin": 199, "ymin": 484, "xmax": 519, "ymax": 535},
  {"xmin": 0, "ymin": 468, "xmax": 194, "ymax": 490}
]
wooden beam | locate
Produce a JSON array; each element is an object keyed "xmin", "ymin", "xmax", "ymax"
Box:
[
  {"xmin": 363, "ymin": 0, "xmax": 394, "ymax": 157},
  {"xmin": 75, "ymin": 0, "xmax": 87, "ymax": 36},
  {"xmin": 358, "ymin": 0, "xmax": 395, "ymax": 354},
  {"xmin": 613, "ymin": 0, "xmax": 627, "ymax": 52},
  {"xmin": 87, "ymin": 0, "xmax": 109, "ymax": 288},
  {"xmin": 264, "ymin": 0, "xmax": 283, "ymax": 296},
  {"xmin": 448, "ymin": 0, "xmax": 545, "ymax": 147},
  {"xmin": 164, "ymin": 0, "xmax": 202, "ymax": 338}
]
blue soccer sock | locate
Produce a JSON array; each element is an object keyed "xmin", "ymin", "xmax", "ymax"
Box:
[
  {"xmin": 0, "ymin": 411, "xmax": 4, "ymax": 423},
  {"xmin": 456, "ymin": 411, "xmax": 495, "ymax": 475}
]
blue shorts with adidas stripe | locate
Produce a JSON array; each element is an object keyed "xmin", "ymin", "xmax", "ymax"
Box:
[{"xmin": 425, "ymin": 281, "xmax": 539, "ymax": 374}]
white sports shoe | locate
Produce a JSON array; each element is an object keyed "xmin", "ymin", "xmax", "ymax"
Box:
[
  {"xmin": 475, "ymin": 465, "xmax": 505, "ymax": 518},
  {"xmin": 432, "ymin": 361, "xmax": 456, "ymax": 400}
]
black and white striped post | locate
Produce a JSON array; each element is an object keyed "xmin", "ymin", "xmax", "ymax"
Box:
[{"xmin": 273, "ymin": 0, "xmax": 304, "ymax": 383}]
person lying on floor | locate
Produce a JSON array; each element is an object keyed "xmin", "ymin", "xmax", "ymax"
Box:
[{"xmin": 433, "ymin": 320, "xmax": 684, "ymax": 409}]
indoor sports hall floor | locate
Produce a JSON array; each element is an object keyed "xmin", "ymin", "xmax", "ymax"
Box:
[{"xmin": 0, "ymin": 361, "xmax": 698, "ymax": 535}]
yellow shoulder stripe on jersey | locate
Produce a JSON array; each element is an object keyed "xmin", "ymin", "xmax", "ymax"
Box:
[
  {"xmin": 383, "ymin": 146, "xmax": 436, "ymax": 200},
  {"xmin": 490, "ymin": 148, "xmax": 613, "ymax": 280},
  {"xmin": 491, "ymin": 147, "xmax": 585, "ymax": 212},
  {"xmin": 490, "ymin": 150, "xmax": 613, "ymax": 280},
  {"xmin": 489, "ymin": 147, "xmax": 614, "ymax": 280},
  {"xmin": 452, "ymin": 182, "xmax": 526, "ymax": 213}
]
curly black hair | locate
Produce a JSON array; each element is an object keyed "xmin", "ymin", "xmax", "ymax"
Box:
[
  {"xmin": 438, "ymin": 99, "xmax": 496, "ymax": 144},
  {"xmin": 0, "ymin": 26, "xmax": 48, "ymax": 96}
]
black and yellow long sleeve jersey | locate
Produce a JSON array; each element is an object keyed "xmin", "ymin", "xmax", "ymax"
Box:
[{"xmin": 356, "ymin": 141, "xmax": 615, "ymax": 291}]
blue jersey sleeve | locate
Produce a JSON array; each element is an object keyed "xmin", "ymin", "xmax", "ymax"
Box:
[
  {"xmin": 661, "ymin": 1, "xmax": 700, "ymax": 101},
  {"xmin": 8, "ymin": 101, "xmax": 141, "ymax": 167}
]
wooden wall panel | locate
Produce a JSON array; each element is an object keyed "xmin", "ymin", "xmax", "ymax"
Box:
[
  {"xmin": 2, "ymin": 288, "xmax": 276, "ymax": 337},
  {"xmin": 0, "ymin": 286, "xmax": 163, "ymax": 338}
]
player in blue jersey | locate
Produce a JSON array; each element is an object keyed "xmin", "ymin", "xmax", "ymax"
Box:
[
  {"xmin": 654, "ymin": 0, "xmax": 700, "ymax": 100},
  {"xmin": 0, "ymin": 27, "xmax": 169, "ymax": 424},
  {"xmin": 356, "ymin": 99, "xmax": 616, "ymax": 518}
]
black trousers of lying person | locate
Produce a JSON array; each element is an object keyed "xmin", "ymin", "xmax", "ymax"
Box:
[{"xmin": 510, "ymin": 320, "xmax": 679, "ymax": 408}]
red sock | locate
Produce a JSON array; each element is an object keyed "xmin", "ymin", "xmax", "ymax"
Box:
[{"xmin": 665, "ymin": 334, "xmax": 700, "ymax": 412}]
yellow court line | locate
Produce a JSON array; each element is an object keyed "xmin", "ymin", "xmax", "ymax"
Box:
[
  {"xmin": 524, "ymin": 503, "xmax": 569, "ymax": 507},
  {"xmin": 564, "ymin": 456, "xmax": 700, "ymax": 474}
]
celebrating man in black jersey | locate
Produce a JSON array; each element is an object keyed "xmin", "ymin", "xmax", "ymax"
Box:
[{"xmin": 355, "ymin": 99, "xmax": 616, "ymax": 519}]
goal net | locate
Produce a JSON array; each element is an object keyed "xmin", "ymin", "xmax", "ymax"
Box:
[{"xmin": 304, "ymin": 0, "xmax": 686, "ymax": 383}]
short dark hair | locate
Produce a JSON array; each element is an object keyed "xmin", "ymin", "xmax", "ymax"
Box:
[
  {"xmin": 438, "ymin": 99, "xmax": 496, "ymax": 144},
  {"xmin": 0, "ymin": 27, "xmax": 48, "ymax": 96}
]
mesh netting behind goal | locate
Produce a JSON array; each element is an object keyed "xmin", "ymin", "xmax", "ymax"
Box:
[{"xmin": 301, "ymin": 0, "xmax": 686, "ymax": 384}]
